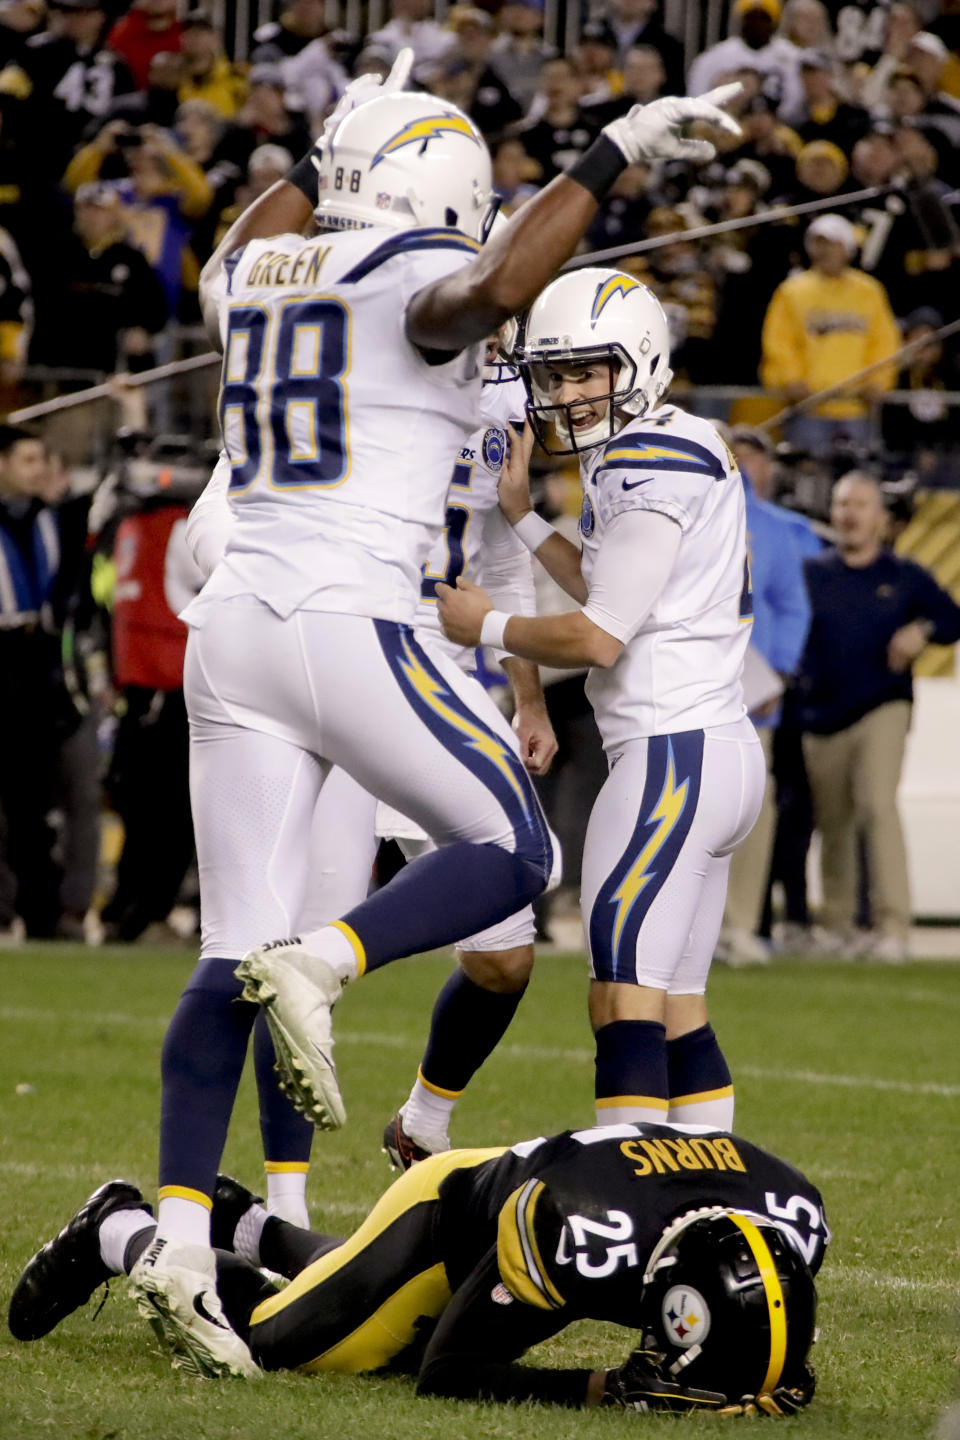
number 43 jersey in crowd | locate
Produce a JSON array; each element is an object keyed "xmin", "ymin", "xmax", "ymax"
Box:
[{"xmin": 200, "ymin": 226, "xmax": 484, "ymax": 625}]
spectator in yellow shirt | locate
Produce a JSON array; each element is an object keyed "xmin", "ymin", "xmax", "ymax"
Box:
[
  {"xmin": 177, "ymin": 14, "xmax": 248, "ymax": 118},
  {"xmin": 761, "ymin": 213, "xmax": 900, "ymax": 453}
]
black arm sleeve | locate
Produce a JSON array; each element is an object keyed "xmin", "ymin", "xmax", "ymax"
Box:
[{"xmin": 416, "ymin": 1248, "xmax": 593, "ymax": 1407}]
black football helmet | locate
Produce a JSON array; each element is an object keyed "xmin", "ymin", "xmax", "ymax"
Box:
[{"xmin": 637, "ymin": 1207, "xmax": 817, "ymax": 1404}]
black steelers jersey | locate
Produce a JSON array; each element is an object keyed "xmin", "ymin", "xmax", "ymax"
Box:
[{"xmin": 437, "ymin": 1122, "xmax": 828, "ymax": 1324}]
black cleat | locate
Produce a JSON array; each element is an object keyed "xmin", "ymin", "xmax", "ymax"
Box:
[
  {"xmin": 211, "ymin": 1175, "xmax": 263, "ymax": 1252},
  {"xmin": 381, "ymin": 1113, "xmax": 448, "ymax": 1172},
  {"xmin": 9, "ymin": 1180, "xmax": 150, "ymax": 1341}
]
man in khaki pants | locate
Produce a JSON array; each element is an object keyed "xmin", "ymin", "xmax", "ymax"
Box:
[{"xmin": 798, "ymin": 473, "xmax": 960, "ymax": 961}]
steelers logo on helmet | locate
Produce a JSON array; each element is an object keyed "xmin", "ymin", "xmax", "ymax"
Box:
[
  {"xmin": 580, "ymin": 495, "xmax": 595, "ymax": 538},
  {"xmin": 482, "ymin": 426, "xmax": 505, "ymax": 472},
  {"xmin": 661, "ymin": 1285, "xmax": 710, "ymax": 1349},
  {"xmin": 516, "ymin": 267, "xmax": 674, "ymax": 456}
]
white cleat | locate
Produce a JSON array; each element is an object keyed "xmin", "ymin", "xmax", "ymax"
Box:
[
  {"xmin": 235, "ymin": 938, "xmax": 347, "ymax": 1129},
  {"xmin": 129, "ymin": 1239, "xmax": 260, "ymax": 1379}
]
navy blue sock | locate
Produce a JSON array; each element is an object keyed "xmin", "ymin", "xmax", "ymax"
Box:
[
  {"xmin": 420, "ymin": 970, "xmax": 527, "ymax": 1096},
  {"xmin": 594, "ymin": 1019, "xmax": 669, "ymax": 1120},
  {"xmin": 666, "ymin": 1023, "xmax": 733, "ymax": 1106},
  {"xmin": 342, "ymin": 842, "xmax": 546, "ymax": 973},
  {"xmin": 254, "ymin": 1012, "xmax": 314, "ymax": 1166},
  {"xmin": 159, "ymin": 957, "xmax": 257, "ymax": 1200},
  {"xmin": 123, "ymin": 1224, "xmax": 157, "ymax": 1273}
]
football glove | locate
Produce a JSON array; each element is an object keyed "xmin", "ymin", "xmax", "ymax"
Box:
[
  {"xmin": 602, "ymin": 1349, "xmax": 729, "ymax": 1413},
  {"xmin": 603, "ymin": 1350, "xmax": 815, "ymax": 1417},
  {"xmin": 289, "ymin": 46, "xmax": 415, "ymax": 197},
  {"xmin": 322, "ymin": 46, "xmax": 413, "ymax": 143},
  {"xmin": 602, "ymin": 83, "xmax": 743, "ymax": 166}
]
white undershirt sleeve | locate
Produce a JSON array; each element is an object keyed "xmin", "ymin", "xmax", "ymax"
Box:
[
  {"xmin": 581, "ymin": 508, "xmax": 682, "ymax": 643},
  {"xmin": 185, "ymin": 452, "xmax": 235, "ymax": 579},
  {"xmin": 479, "ymin": 504, "xmax": 537, "ymax": 663}
]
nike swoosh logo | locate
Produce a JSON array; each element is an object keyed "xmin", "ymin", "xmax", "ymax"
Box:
[
  {"xmin": 311, "ymin": 1042, "xmax": 335, "ymax": 1070},
  {"xmin": 193, "ymin": 1290, "xmax": 229, "ymax": 1330},
  {"xmin": 621, "ymin": 478, "xmax": 652, "ymax": 491}
]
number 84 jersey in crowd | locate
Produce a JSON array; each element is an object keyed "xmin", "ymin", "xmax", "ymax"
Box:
[{"xmin": 200, "ymin": 226, "xmax": 484, "ymax": 625}]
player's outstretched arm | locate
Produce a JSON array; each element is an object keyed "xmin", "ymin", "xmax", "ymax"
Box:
[{"xmin": 406, "ymin": 85, "xmax": 742, "ymax": 354}]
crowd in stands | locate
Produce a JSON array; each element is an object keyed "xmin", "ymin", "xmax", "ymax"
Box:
[
  {"xmin": 0, "ymin": 0, "xmax": 957, "ymax": 462},
  {"xmin": 0, "ymin": 0, "xmax": 959, "ymax": 953}
]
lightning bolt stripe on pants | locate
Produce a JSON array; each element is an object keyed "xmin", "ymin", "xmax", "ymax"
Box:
[
  {"xmin": 374, "ymin": 620, "xmax": 553, "ymax": 878},
  {"xmin": 589, "ymin": 731, "xmax": 705, "ymax": 983}
]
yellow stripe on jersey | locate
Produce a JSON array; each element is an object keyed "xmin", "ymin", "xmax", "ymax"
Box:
[
  {"xmin": 729, "ymin": 1213, "xmax": 788, "ymax": 1395},
  {"xmin": 300, "ymin": 1262, "xmax": 451, "ymax": 1373},
  {"xmin": 251, "ymin": 1147, "xmax": 505, "ymax": 1325},
  {"xmin": 496, "ymin": 1180, "xmax": 565, "ymax": 1311},
  {"xmin": 330, "ymin": 919, "xmax": 367, "ymax": 977},
  {"xmin": 604, "ymin": 443, "xmax": 709, "ymax": 467},
  {"xmin": 157, "ymin": 1185, "xmax": 213, "ymax": 1209}
]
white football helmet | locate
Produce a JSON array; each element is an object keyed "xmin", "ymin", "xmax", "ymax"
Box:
[
  {"xmin": 315, "ymin": 92, "xmax": 496, "ymax": 239},
  {"xmin": 517, "ymin": 267, "xmax": 674, "ymax": 454}
]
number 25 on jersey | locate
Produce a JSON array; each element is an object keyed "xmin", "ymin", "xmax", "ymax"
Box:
[{"xmin": 220, "ymin": 299, "xmax": 351, "ymax": 492}]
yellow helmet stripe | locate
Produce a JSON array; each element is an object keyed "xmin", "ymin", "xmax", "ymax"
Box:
[{"xmin": 729, "ymin": 1213, "xmax": 788, "ymax": 1395}]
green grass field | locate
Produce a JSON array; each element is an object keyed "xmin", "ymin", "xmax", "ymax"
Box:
[{"xmin": 1, "ymin": 945, "xmax": 957, "ymax": 1440}]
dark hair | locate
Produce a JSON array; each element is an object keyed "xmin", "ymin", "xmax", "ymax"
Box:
[{"xmin": 0, "ymin": 424, "xmax": 44, "ymax": 457}]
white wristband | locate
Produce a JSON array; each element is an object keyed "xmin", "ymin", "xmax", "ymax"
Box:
[
  {"xmin": 512, "ymin": 511, "xmax": 555, "ymax": 554},
  {"xmin": 480, "ymin": 609, "xmax": 510, "ymax": 651}
]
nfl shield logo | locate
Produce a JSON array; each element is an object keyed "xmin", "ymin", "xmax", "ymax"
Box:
[{"xmin": 376, "ymin": 192, "xmax": 391, "ymax": 209}]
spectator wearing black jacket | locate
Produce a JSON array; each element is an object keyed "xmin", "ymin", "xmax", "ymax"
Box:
[
  {"xmin": 607, "ymin": 0, "xmax": 683, "ymax": 90},
  {"xmin": 515, "ymin": 58, "xmax": 599, "ymax": 185},
  {"xmin": 788, "ymin": 49, "xmax": 871, "ymax": 150},
  {"xmin": 30, "ymin": 182, "xmax": 168, "ymax": 376},
  {"xmin": 798, "ymin": 472, "xmax": 960, "ymax": 961},
  {"xmin": 0, "ymin": 426, "xmax": 67, "ymax": 940},
  {"xmin": 0, "ymin": 0, "xmax": 134, "ymax": 178}
]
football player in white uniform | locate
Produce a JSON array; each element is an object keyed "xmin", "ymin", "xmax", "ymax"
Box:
[
  {"xmin": 439, "ymin": 269, "xmax": 765, "ymax": 1141},
  {"xmin": 184, "ymin": 360, "xmax": 553, "ymax": 1195},
  {"xmin": 131, "ymin": 42, "xmax": 744, "ymax": 1376}
]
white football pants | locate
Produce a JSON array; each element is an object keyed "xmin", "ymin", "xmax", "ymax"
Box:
[
  {"xmin": 185, "ymin": 600, "xmax": 555, "ymax": 959},
  {"xmin": 581, "ymin": 718, "xmax": 765, "ymax": 994}
]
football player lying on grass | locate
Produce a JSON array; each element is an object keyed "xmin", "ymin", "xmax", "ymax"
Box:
[{"xmin": 10, "ymin": 1118, "xmax": 827, "ymax": 1413}]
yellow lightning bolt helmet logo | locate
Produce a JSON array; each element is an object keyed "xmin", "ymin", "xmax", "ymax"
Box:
[
  {"xmin": 371, "ymin": 113, "xmax": 481, "ymax": 168},
  {"xmin": 590, "ymin": 275, "xmax": 640, "ymax": 328},
  {"xmin": 397, "ymin": 633, "xmax": 532, "ymax": 820},
  {"xmin": 610, "ymin": 745, "xmax": 688, "ymax": 959}
]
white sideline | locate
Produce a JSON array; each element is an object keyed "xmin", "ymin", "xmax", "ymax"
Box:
[
  {"xmin": 337, "ymin": 1032, "xmax": 960, "ymax": 1099},
  {"xmin": 3, "ymin": 1010, "xmax": 958, "ymax": 1097}
]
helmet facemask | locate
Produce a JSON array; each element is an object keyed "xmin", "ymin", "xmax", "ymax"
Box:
[{"xmin": 520, "ymin": 341, "xmax": 645, "ymax": 455}]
